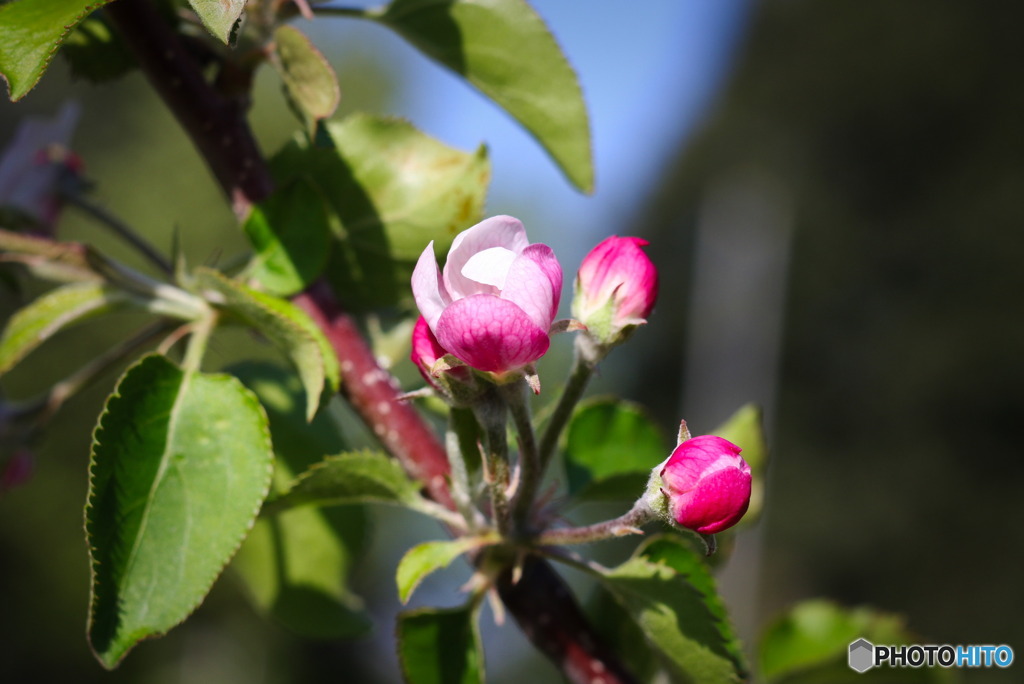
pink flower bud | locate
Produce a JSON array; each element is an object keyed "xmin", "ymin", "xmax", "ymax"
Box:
[
  {"xmin": 411, "ymin": 216, "xmax": 562, "ymax": 375},
  {"xmin": 572, "ymin": 236, "xmax": 658, "ymax": 346},
  {"xmin": 659, "ymin": 435, "xmax": 751, "ymax": 534}
]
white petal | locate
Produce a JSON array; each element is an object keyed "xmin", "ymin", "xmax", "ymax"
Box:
[
  {"xmin": 461, "ymin": 246, "xmax": 518, "ymax": 290},
  {"xmin": 444, "ymin": 216, "xmax": 528, "ymax": 298}
]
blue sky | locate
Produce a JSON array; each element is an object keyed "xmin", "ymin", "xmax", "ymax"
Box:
[{"xmin": 309, "ymin": 0, "xmax": 752, "ymax": 262}]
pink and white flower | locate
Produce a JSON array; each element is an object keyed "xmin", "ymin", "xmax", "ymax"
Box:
[
  {"xmin": 411, "ymin": 216, "xmax": 562, "ymax": 375},
  {"xmin": 657, "ymin": 435, "xmax": 751, "ymax": 534}
]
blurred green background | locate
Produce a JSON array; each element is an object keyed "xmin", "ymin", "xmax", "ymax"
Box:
[{"xmin": 2, "ymin": 1, "xmax": 1022, "ymax": 682}]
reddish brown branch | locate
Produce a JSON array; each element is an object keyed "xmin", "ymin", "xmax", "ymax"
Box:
[
  {"xmin": 294, "ymin": 282, "xmax": 454, "ymax": 509},
  {"xmin": 104, "ymin": 0, "xmax": 273, "ymax": 217},
  {"xmin": 498, "ymin": 557, "xmax": 637, "ymax": 684}
]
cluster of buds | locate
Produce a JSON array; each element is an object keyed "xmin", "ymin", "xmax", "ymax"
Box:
[{"xmin": 410, "ymin": 215, "xmax": 752, "ymax": 542}]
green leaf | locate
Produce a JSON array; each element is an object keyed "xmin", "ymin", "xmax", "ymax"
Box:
[
  {"xmin": 712, "ymin": 404, "xmax": 768, "ymax": 524},
  {"xmin": 186, "ymin": 0, "xmax": 245, "ymax": 44},
  {"xmin": 271, "ymin": 26, "xmax": 340, "ymax": 132},
  {"xmin": 397, "ymin": 605, "xmax": 484, "ymax": 684},
  {"xmin": 270, "ymin": 114, "xmax": 489, "ymax": 310},
  {"xmin": 637, "ymin": 535, "xmax": 748, "ymax": 677},
  {"xmin": 242, "ymin": 177, "xmax": 333, "ymax": 296},
  {"xmin": 266, "ymin": 449, "xmax": 426, "ymax": 513},
  {"xmin": 85, "ymin": 354, "xmax": 274, "ymax": 668},
  {"xmin": 0, "ymin": 282, "xmax": 129, "ymax": 375},
  {"xmin": 195, "ymin": 268, "xmax": 339, "ymax": 420},
  {"xmin": 0, "ymin": 229, "xmax": 96, "ymax": 282},
  {"xmin": 396, "ymin": 536, "xmax": 494, "ymax": 604},
  {"xmin": 373, "ymin": 0, "xmax": 593, "ymax": 192},
  {"xmin": 235, "ymin": 507, "xmax": 370, "ymax": 639},
  {"xmin": 229, "ymin": 362, "xmax": 371, "ymax": 640},
  {"xmin": 564, "ymin": 398, "xmax": 665, "ymax": 500},
  {"xmin": 0, "ymin": 0, "xmax": 114, "ymax": 101},
  {"xmin": 599, "ymin": 548, "xmax": 744, "ymax": 684},
  {"xmin": 759, "ymin": 600, "xmax": 950, "ymax": 684},
  {"xmin": 586, "ymin": 585, "xmax": 662, "ymax": 682}
]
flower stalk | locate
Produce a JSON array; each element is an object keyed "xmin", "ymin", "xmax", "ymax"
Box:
[{"xmin": 536, "ymin": 498, "xmax": 655, "ymax": 547}]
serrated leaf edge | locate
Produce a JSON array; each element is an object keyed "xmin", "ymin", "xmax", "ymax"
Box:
[
  {"xmin": 0, "ymin": 282, "xmax": 129, "ymax": 375},
  {"xmin": 84, "ymin": 353, "xmax": 274, "ymax": 668},
  {"xmin": 0, "ymin": 0, "xmax": 115, "ymax": 101}
]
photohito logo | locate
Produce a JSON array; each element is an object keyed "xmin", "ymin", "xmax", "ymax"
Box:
[{"xmin": 848, "ymin": 639, "xmax": 1014, "ymax": 672}]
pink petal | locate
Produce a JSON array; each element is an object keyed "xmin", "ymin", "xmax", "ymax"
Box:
[
  {"xmin": 435, "ymin": 294, "xmax": 550, "ymax": 373},
  {"xmin": 500, "ymin": 245, "xmax": 562, "ymax": 330},
  {"xmin": 670, "ymin": 467, "xmax": 751, "ymax": 534},
  {"xmin": 411, "ymin": 241, "xmax": 451, "ymax": 330},
  {"xmin": 443, "ymin": 216, "xmax": 528, "ymax": 299}
]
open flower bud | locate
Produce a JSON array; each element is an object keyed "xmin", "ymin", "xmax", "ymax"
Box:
[
  {"xmin": 411, "ymin": 215, "xmax": 562, "ymax": 375},
  {"xmin": 648, "ymin": 435, "xmax": 751, "ymax": 534},
  {"xmin": 572, "ymin": 236, "xmax": 658, "ymax": 347}
]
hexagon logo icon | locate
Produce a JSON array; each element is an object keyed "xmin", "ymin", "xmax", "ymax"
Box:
[{"xmin": 849, "ymin": 638, "xmax": 875, "ymax": 673}]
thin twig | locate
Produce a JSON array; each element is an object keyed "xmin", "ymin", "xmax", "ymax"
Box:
[{"xmin": 62, "ymin": 190, "xmax": 173, "ymax": 275}]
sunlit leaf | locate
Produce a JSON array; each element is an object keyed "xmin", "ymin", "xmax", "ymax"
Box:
[
  {"xmin": 272, "ymin": 25, "xmax": 340, "ymax": 132},
  {"xmin": 397, "ymin": 605, "xmax": 484, "ymax": 684},
  {"xmin": 270, "ymin": 114, "xmax": 489, "ymax": 310},
  {"xmin": 564, "ymin": 398, "xmax": 665, "ymax": 500},
  {"xmin": 195, "ymin": 268, "xmax": 338, "ymax": 420},
  {"xmin": 396, "ymin": 536, "xmax": 493, "ymax": 604},
  {"xmin": 373, "ymin": 0, "xmax": 593, "ymax": 192},
  {"xmin": 638, "ymin": 535, "xmax": 748, "ymax": 676},
  {"xmin": 0, "ymin": 282, "xmax": 129, "ymax": 375},
  {"xmin": 599, "ymin": 545, "xmax": 745, "ymax": 684},
  {"xmin": 0, "ymin": 0, "xmax": 114, "ymax": 101},
  {"xmin": 265, "ymin": 449, "xmax": 427, "ymax": 513},
  {"xmin": 86, "ymin": 354, "xmax": 273, "ymax": 668},
  {"xmin": 242, "ymin": 177, "xmax": 333, "ymax": 296},
  {"xmin": 186, "ymin": 0, "xmax": 245, "ymax": 44}
]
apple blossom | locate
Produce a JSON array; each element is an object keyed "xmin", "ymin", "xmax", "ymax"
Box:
[
  {"xmin": 411, "ymin": 215, "xmax": 562, "ymax": 375},
  {"xmin": 572, "ymin": 236, "xmax": 658, "ymax": 346},
  {"xmin": 651, "ymin": 434, "xmax": 751, "ymax": 534}
]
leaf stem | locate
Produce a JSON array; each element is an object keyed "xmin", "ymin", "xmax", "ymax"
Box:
[
  {"xmin": 472, "ymin": 389, "xmax": 511, "ymax": 535},
  {"xmin": 61, "ymin": 189, "xmax": 173, "ymax": 275},
  {"xmin": 446, "ymin": 408, "xmax": 485, "ymax": 530},
  {"xmin": 537, "ymin": 337, "xmax": 597, "ymax": 475},
  {"xmin": 535, "ymin": 498, "xmax": 654, "ymax": 547},
  {"xmin": 502, "ymin": 379, "xmax": 541, "ymax": 532},
  {"xmin": 181, "ymin": 312, "xmax": 217, "ymax": 373}
]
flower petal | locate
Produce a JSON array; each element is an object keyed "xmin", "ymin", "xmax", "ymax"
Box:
[
  {"xmin": 670, "ymin": 468, "xmax": 751, "ymax": 534},
  {"xmin": 435, "ymin": 294, "xmax": 549, "ymax": 373},
  {"xmin": 443, "ymin": 216, "xmax": 529, "ymax": 299},
  {"xmin": 461, "ymin": 246, "xmax": 519, "ymax": 290},
  {"xmin": 500, "ymin": 245, "xmax": 562, "ymax": 330},
  {"xmin": 411, "ymin": 241, "xmax": 450, "ymax": 330}
]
